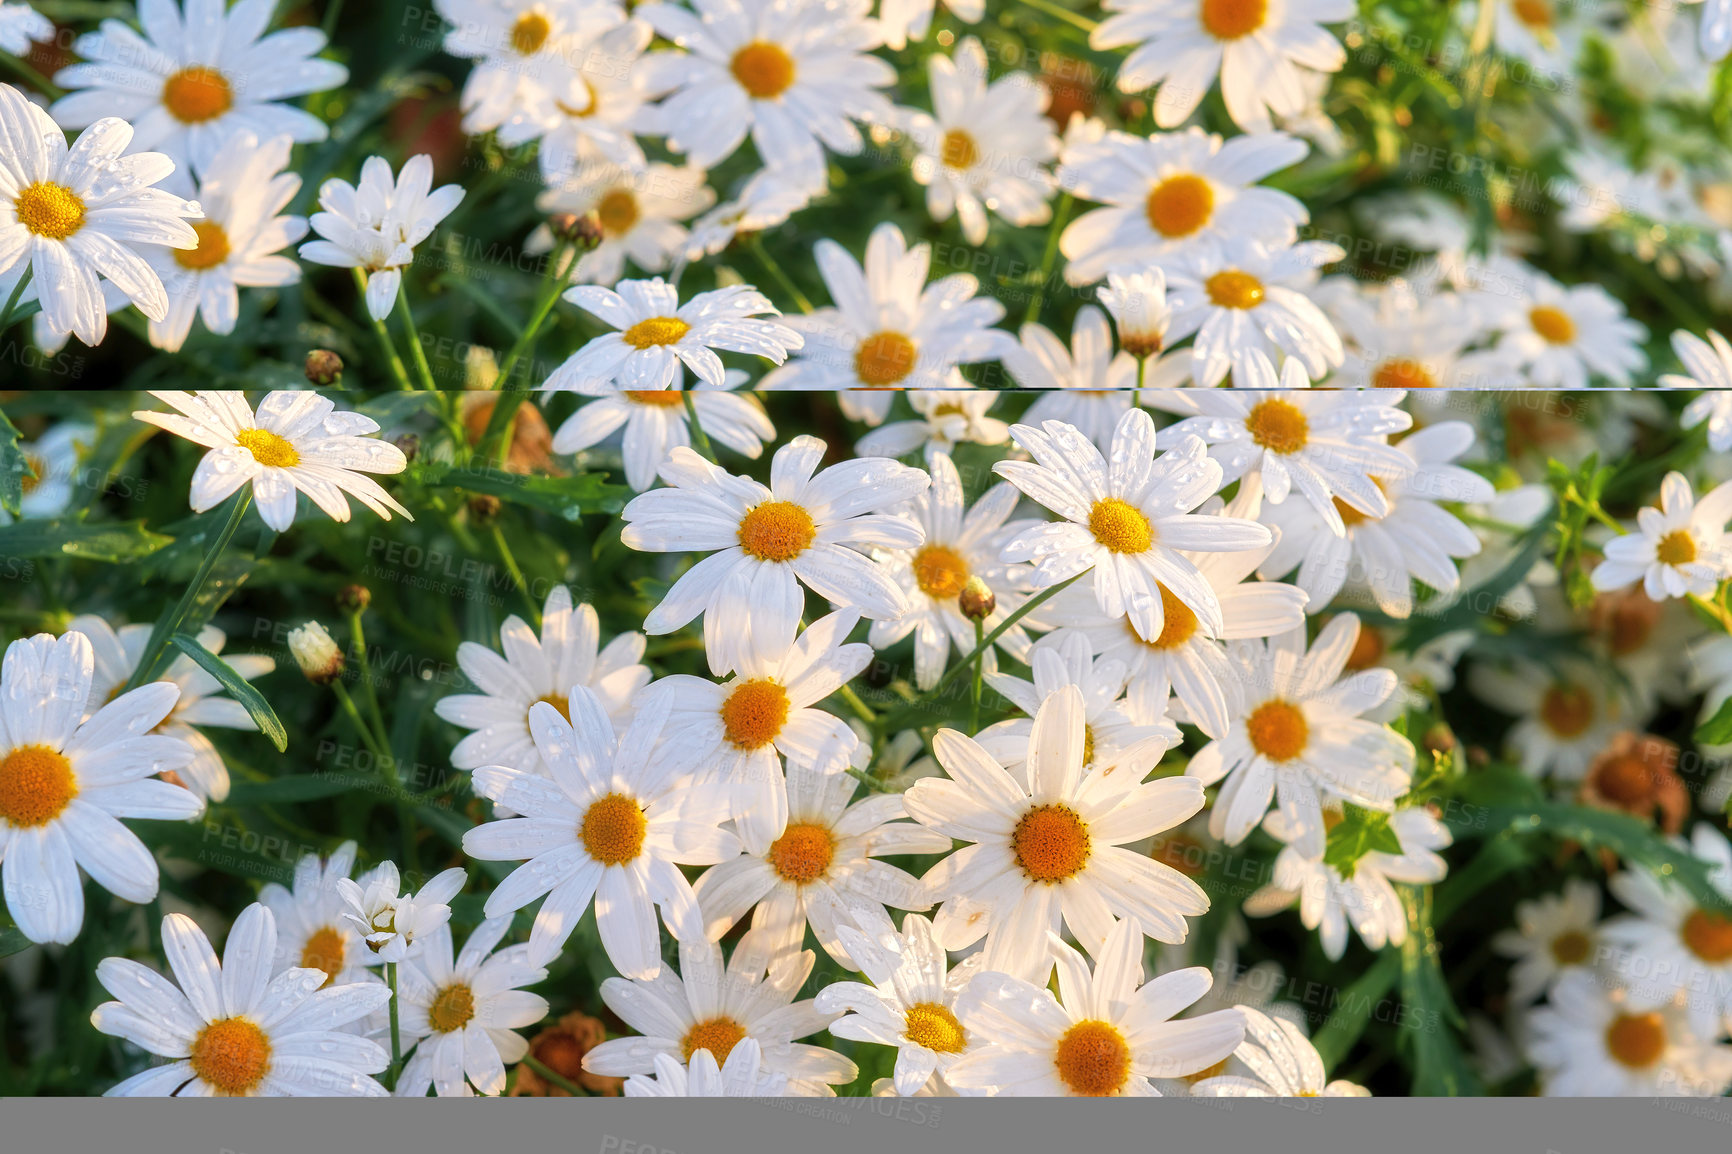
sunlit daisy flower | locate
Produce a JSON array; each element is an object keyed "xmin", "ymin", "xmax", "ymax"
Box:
[
  {"xmin": 1526, "ymin": 969, "xmax": 1732, "ymax": 1097},
  {"xmin": 91, "ymin": 904, "xmax": 392, "ymax": 1097},
  {"xmin": 258, "ymin": 841, "xmax": 382, "ymax": 988},
  {"xmin": 0, "ymin": 421, "xmax": 92, "ymax": 525},
  {"xmin": 1098, "ymin": 268, "xmax": 1172, "ymax": 362},
  {"xmin": 0, "ymin": 84, "xmax": 202, "ymax": 347},
  {"xmin": 434, "ymin": 585, "xmax": 650, "ymax": 779},
  {"xmin": 1480, "ymin": 0, "xmax": 1598, "ymax": 72},
  {"xmin": 533, "ymin": 162, "xmax": 714, "ymax": 286},
  {"xmin": 1494, "ymin": 274, "xmax": 1648, "ymax": 388},
  {"xmin": 336, "ymin": 861, "xmax": 466, "ymax": 966},
  {"xmin": 462, "ymin": 688, "xmax": 739, "ymax": 973},
  {"xmin": 619, "ymin": 436, "xmax": 928, "ymax": 676},
  {"xmin": 0, "ymin": 2, "xmax": 51, "ymax": 54},
  {"xmin": 1491, "ymin": 878, "xmax": 1603, "ymax": 1005},
  {"xmin": 1091, "ymin": 0, "xmax": 1352, "ymax": 133},
  {"xmin": 994, "ymin": 409, "xmax": 1273, "ymax": 645},
  {"xmin": 0, "ymin": 631, "xmax": 201, "ymax": 945},
  {"xmin": 694, "ymin": 760, "xmax": 947, "ymax": 964},
  {"xmin": 1192, "ymin": 1007, "xmax": 1369, "ymax": 1097},
  {"xmin": 635, "ymin": 0, "xmax": 894, "ymax": 190},
  {"xmin": 900, "ymin": 37, "xmax": 1058, "ymax": 246},
  {"xmin": 1469, "ymin": 659, "xmax": 1623, "ymax": 781},
  {"xmin": 855, "ymin": 387, "xmax": 1011, "ymax": 463},
  {"xmin": 1186, "ymin": 614, "xmax": 1414, "ymax": 857},
  {"xmin": 644, "ymin": 609, "xmax": 871, "ymax": 849},
  {"xmin": 1057, "ymin": 128, "xmax": 1309, "ymax": 286},
  {"xmin": 50, "ymin": 0, "xmax": 348, "ymax": 183},
  {"xmin": 623, "ymin": 1037, "xmax": 791, "ymax": 1096},
  {"xmin": 299, "ymin": 154, "xmax": 465, "ymax": 322},
  {"xmin": 948, "ymin": 918, "xmax": 1245, "ymax": 1096},
  {"xmin": 70, "ymin": 616, "xmax": 273, "ymax": 804},
  {"xmin": 907, "ymin": 685, "xmax": 1210, "ymax": 982},
  {"xmin": 877, "ymin": 0, "xmax": 982, "ymax": 49},
  {"xmin": 1006, "ymin": 308, "xmax": 1140, "ymax": 447},
  {"xmin": 1161, "ymin": 235, "xmax": 1346, "ymax": 387},
  {"xmin": 1592, "ymin": 472, "xmax": 1732, "ymax": 601},
  {"xmin": 548, "ymin": 276, "xmax": 802, "ymax": 392},
  {"xmin": 1661, "ymin": 330, "xmax": 1732, "ymax": 451},
  {"xmin": 546, "ymin": 379, "xmax": 774, "ymax": 492},
  {"xmin": 581, "ymin": 936, "xmax": 858, "ymax": 1095},
  {"xmin": 132, "ymin": 391, "xmax": 411, "ymax": 532},
  {"xmin": 868, "ymin": 452, "xmax": 1039, "ymax": 691},
  {"xmin": 498, "ymin": 20, "xmax": 658, "ymax": 180},
  {"xmin": 682, "ymin": 166, "xmax": 814, "ymax": 259},
  {"xmin": 759, "ymin": 222, "xmax": 1014, "ymax": 394},
  {"xmin": 396, "ymin": 917, "xmax": 550, "ymax": 1098},
  {"xmin": 434, "ymin": 0, "xmax": 627, "ymax": 135},
  {"xmin": 1324, "ymin": 277, "xmax": 1525, "ymax": 391}
]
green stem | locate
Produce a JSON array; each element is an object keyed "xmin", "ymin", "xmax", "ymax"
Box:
[
  {"xmin": 838, "ymin": 683, "xmax": 877, "ymax": 725},
  {"xmin": 322, "ymin": 0, "xmax": 346, "ymax": 37},
  {"xmin": 970, "ymin": 619, "xmax": 985, "ymax": 733},
  {"xmin": 395, "ymin": 283, "xmax": 440, "ymax": 391},
  {"xmin": 347, "ymin": 610, "xmax": 392, "ymax": 755},
  {"xmin": 1023, "ymin": 191, "xmax": 1072, "ymax": 326},
  {"xmin": 0, "ymin": 266, "xmax": 31, "ymax": 334},
  {"xmin": 935, "ymin": 571, "xmax": 1086, "ymax": 693},
  {"xmin": 386, "ymin": 962, "xmax": 402, "ymax": 1091},
  {"xmin": 354, "ymin": 270, "xmax": 414, "ymax": 391},
  {"xmin": 332, "ymin": 681, "xmax": 391, "ymax": 766},
  {"xmin": 1133, "ymin": 355, "xmax": 1146, "ymax": 409},
  {"xmin": 1013, "ymin": 0, "xmax": 1097, "ymax": 32},
  {"xmin": 484, "ymin": 245, "xmax": 574, "ymax": 463},
  {"xmin": 752, "ymin": 237, "xmax": 813, "ymax": 315},
  {"xmin": 491, "ymin": 522, "xmax": 541, "ymax": 626},
  {"xmin": 522, "ymin": 1055, "xmax": 590, "ymax": 1096},
  {"xmin": 682, "ymin": 390, "xmax": 717, "ymax": 462},
  {"xmin": 126, "ymin": 489, "xmax": 253, "ymax": 689},
  {"xmin": 0, "ymin": 52, "xmax": 64, "ymax": 100}
]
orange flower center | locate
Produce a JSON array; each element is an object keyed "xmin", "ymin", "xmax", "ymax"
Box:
[
  {"xmin": 1145, "ymin": 174, "xmax": 1214, "ymax": 238},
  {"xmin": 914, "ymin": 544, "xmax": 971, "ymax": 600},
  {"xmin": 1373, "ymin": 358, "xmax": 1438, "ymax": 390},
  {"xmin": 1012, "ymin": 803, "xmax": 1091, "ymax": 882},
  {"xmin": 596, "ymin": 189, "xmax": 640, "ymax": 237},
  {"xmin": 1200, "ymin": 0, "xmax": 1268, "ymax": 39},
  {"xmin": 768, "ymin": 821, "xmax": 835, "ymax": 884},
  {"xmin": 681, "ymin": 1016, "xmax": 748, "ymax": 1063},
  {"xmin": 1512, "ymin": 0, "xmax": 1555, "ymax": 29},
  {"xmin": 174, "ymin": 221, "xmax": 232, "ymax": 271},
  {"xmin": 1528, "ymin": 305, "xmax": 1576, "ymax": 344},
  {"xmin": 163, "ymin": 66, "xmax": 233, "ymax": 123},
  {"xmin": 580, "ymin": 792, "xmax": 646, "ymax": 865},
  {"xmin": 512, "ymin": 11, "xmax": 552, "ymax": 54},
  {"xmin": 1539, "ymin": 684, "xmax": 1595, "ymax": 738},
  {"xmin": 904, "ymin": 1002, "xmax": 968, "ymax": 1054},
  {"xmin": 1088, "ymin": 497, "xmax": 1153, "ymax": 554},
  {"xmin": 1246, "ymin": 398, "xmax": 1309, "ymax": 454},
  {"xmin": 299, "ymin": 925, "xmax": 347, "ymax": 988},
  {"xmin": 855, "ymin": 331, "xmax": 919, "ymax": 386},
  {"xmin": 1205, "ymin": 269, "xmax": 1265, "ymax": 310},
  {"xmin": 626, "ymin": 391, "xmax": 685, "ymax": 407},
  {"xmin": 190, "ymin": 1017, "xmax": 272, "ymax": 1095},
  {"xmin": 1604, "ymin": 1012, "xmax": 1667, "ymax": 1069},
  {"xmin": 1682, "ymin": 909, "xmax": 1732, "ymax": 964},
  {"xmin": 1054, "ymin": 1019, "xmax": 1131, "ymax": 1096},
  {"xmin": 0, "ymin": 744, "xmax": 77, "ymax": 828},
  {"xmin": 1247, "ymin": 700, "xmax": 1308, "ymax": 762},
  {"xmin": 1136, "ymin": 584, "xmax": 1199, "ymax": 650},
  {"xmin": 731, "ymin": 41, "xmax": 796, "ymax": 99},
  {"xmin": 737, "ymin": 500, "xmax": 816, "ymax": 562},
  {"xmin": 1345, "ymin": 625, "xmax": 1387, "ymax": 671},
  {"xmin": 721, "ymin": 677, "xmax": 791, "ymax": 750}
]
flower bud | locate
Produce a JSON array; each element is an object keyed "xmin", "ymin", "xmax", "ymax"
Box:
[
  {"xmin": 304, "ymin": 349, "xmax": 344, "ymax": 386},
  {"xmin": 336, "ymin": 584, "xmax": 371, "ymax": 613},
  {"xmin": 959, "ymin": 576, "xmax": 995, "ymax": 622},
  {"xmin": 468, "ymin": 494, "xmax": 502, "ymax": 522},
  {"xmin": 549, "ymin": 212, "xmax": 603, "ymax": 252},
  {"xmin": 288, "ymin": 621, "xmax": 345, "ymax": 685},
  {"xmin": 392, "ymin": 432, "xmax": 420, "ymax": 463}
]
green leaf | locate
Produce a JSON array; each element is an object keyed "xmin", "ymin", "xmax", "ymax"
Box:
[
  {"xmin": 226, "ymin": 774, "xmax": 358, "ymax": 805},
  {"xmin": 0, "ymin": 518, "xmax": 172, "ymax": 562},
  {"xmin": 0, "ymin": 408, "xmax": 26, "ymax": 517},
  {"xmin": 169, "ymin": 634, "xmax": 288, "ymax": 752},
  {"xmin": 0, "ymin": 924, "xmax": 31, "ymax": 959},
  {"xmin": 1322, "ymin": 804, "xmax": 1404, "ymax": 879},
  {"xmin": 1697, "ymin": 694, "xmax": 1732, "ymax": 745},
  {"xmin": 1312, "ymin": 952, "xmax": 1400, "ymax": 1070},
  {"xmin": 1397, "ymin": 887, "xmax": 1485, "ymax": 1096},
  {"xmin": 417, "ymin": 463, "xmax": 630, "ymax": 519}
]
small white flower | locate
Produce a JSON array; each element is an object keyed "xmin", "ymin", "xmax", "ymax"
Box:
[
  {"xmin": 855, "ymin": 387, "xmax": 1010, "ymax": 464},
  {"xmin": 1495, "ymin": 272, "xmax": 1648, "ymax": 388},
  {"xmin": 1526, "ymin": 969, "xmax": 1732, "ymax": 1097},
  {"xmin": 1097, "ymin": 268, "xmax": 1173, "ymax": 361},
  {"xmin": 1491, "ymin": 877, "xmax": 1603, "ymax": 1004},
  {"xmin": 336, "ymin": 861, "xmax": 466, "ymax": 965},
  {"xmin": 434, "ymin": 0, "xmax": 629, "ymax": 136},
  {"xmin": 546, "ymin": 377, "xmax": 775, "ymax": 492},
  {"xmin": 682, "ymin": 166, "xmax": 815, "ymax": 259},
  {"xmin": 0, "ymin": 422, "xmax": 92, "ymax": 525},
  {"xmin": 0, "ymin": 2, "xmax": 52, "ymax": 56},
  {"xmin": 533, "ymin": 162, "xmax": 715, "ymax": 286},
  {"xmin": 1661, "ymin": 329, "xmax": 1732, "ymax": 451},
  {"xmin": 876, "ymin": 0, "xmax": 982, "ymax": 49},
  {"xmin": 1192, "ymin": 1007, "xmax": 1370, "ymax": 1097},
  {"xmin": 1006, "ymin": 307, "xmax": 1141, "ymax": 447},
  {"xmin": 259, "ymin": 841, "xmax": 383, "ymax": 988},
  {"xmin": 1592, "ymin": 471, "xmax": 1732, "ymax": 601},
  {"xmin": 497, "ymin": 19, "xmax": 659, "ymax": 181},
  {"xmin": 623, "ymin": 1037, "xmax": 791, "ymax": 1096},
  {"xmin": 1469, "ymin": 658, "xmax": 1623, "ymax": 782}
]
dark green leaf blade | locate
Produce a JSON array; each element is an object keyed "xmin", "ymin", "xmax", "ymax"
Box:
[
  {"xmin": 0, "ymin": 518, "xmax": 172, "ymax": 562},
  {"xmin": 169, "ymin": 634, "xmax": 288, "ymax": 752}
]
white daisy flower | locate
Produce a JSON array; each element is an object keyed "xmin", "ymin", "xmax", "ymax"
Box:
[
  {"xmin": 299, "ymin": 154, "xmax": 465, "ymax": 322},
  {"xmin": 876, "ymin": 0, "xmax": 982, "ymax": 49},
  {"xmin": 0, "ymin": 631, "xmax": 202, "ymax": 944},
  {"xmin": 623, "ymin": 1037, "xmax": 791, "ymax": 1096},
  {"xmin": 1193, "ymin": 1006, "xmax": 1369, "ymax": 1098},
  {"xmin": 1491, "ymin": 877, "xmax": 1603, "ymax": 1005},
  {"xmin": 906, "ymin": 685, "xmax": 1211, "ymax": 982},
  {"xmin": 50, "ymin": 0, "xmax": 348, "ymax": 183},
  {"xmin": 546, "ymin": 378, "xmax": 775, "ymax": 492},
  {"xmin": 0, "ymin": 421, "xmax": 92, "ymax": 525},
  {"xmin": 682, "ymin": 166, "xmax": 815, "ymax": 259},
  {"xmin": 70, "ymin": 616, "xmax": 274, "ymax": 804},
  {"xmin": 91, "ymin": 904, "xmax": 392, "ymax": 1097},
  {"xmin": 434, "ymin": 585, "xmax": 650, "ymax": 780},
  {"xmin": 461, "ymin": 687, "xmax": 740, "ymax": 973},
  {"xmin": 0, "ymin": 83, "xmax": 202, "ymax": 348},
  {"xmin": 1091, "ymin": 0, "xmax": 1353, "ymax": 133},
  {"xmin": 1661, "ymin": 329, "xmax": 1732, "ymax": 451},
  {"xmin": 132, "ymin": 390, "xmax": 411, "ymax": 532},
  {"xmin": 1324, "ymin": 276, "xmax": 1524, "ymax": 391},
  {"xmin": 434, "ymin": 0, "xmax": 628, "ymax": 136},
  {"xmin": 1526, "ymin": 969, "xmax": 1732, "ymax": 1097},
  {"xmin": 497, "ymin": 19, "xmax": 658, "ymax": 181},
  {"xmin": 1592, "ymin": 472, "xmax": 1732, "ymax": 601},
  {"xmin": 1005, "ymin": 307, "xmax": 1141, "ymax": 447},
  {"xmin": 1098, "ymin": 268, "xmax": 1173, "ymax": 361},
  {"xmin": 258, "ymin": 841, "xmax": 382, "ymax": 989},
  {"xmin": 335, "ymin": 861, "xmax": 466, "ymax": 966},
  {"xmin": 1468, "ymin": 658, "xmax": 1624, "ymax": 782},
  {"xmin": 1185, "ymin": 614, "xmax": 1414, "ymax": 857},
  {"xmin": 1494, "ymin": 273, "xmax": 1648, "ymax": 388},
  {"xmin": 581, "ymin": 935, "xmax": 858, "ymax": 1095},
  {"xmin": 1057, "ymin": 128, "xmax": 1309, "ymax": 286},
  {"xmin": 1480, "ymin": 0, "xmax": 1598, "ymax": 73},
  {"xmin": 854, "ymin": 387, "xmax": 1011, "ymax": 464},
  {"xmin": 396, "ymin": 917, "xmax": 550, "ymax": 1097},
  {"xmin": 0, "ymin": 2, "xmax": 51, "ymax": 55},
  {"xmin": 993, "ymin": 409, "xmax": 1273, "ymax": 645},
  {"xmin": 619, "ymin": 435, "xmax": 928, "ymax": 676},
  {"xmin": 947, "ymin": 917, "xmax": 1246, "ymax": 1096},
  {"xmin": 533, "ymin": 162, "xmax": 715, "ymax": 286}
]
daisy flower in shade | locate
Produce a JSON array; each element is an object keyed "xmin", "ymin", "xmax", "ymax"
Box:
[
  {"xmin": 1469, "ymin": 659, "xmax": 1624, "ymax": 782},
  {"xmin": 299, "ymin": 154, "xmax": 465, "ymax": 322},
  {"xmin": 1184, "ymin": 614, "xmax": 1414, "ymax": 857},
  {"xmin": 1491, "ymin": 878, "xmax": 1603, "ymax": 1005},
  {"xmin": 623, "ymin": 1037, "xmax": 791, "ymax": 1096},
  {"xmin": 682, "ymin": 167, "xmax": 815, "ymax": 260},
  {"xmin": 1323, "ymin": 276, "xmax": 1524, "ymax": 391},
  {"xmin": 396, "ymin": 917, "xmax": 550, "ymax": 1098},
  {"xmin": 1661, "ymin": 329, "xmax": 1732, "ymax": 451},
  {"xmin": 0, "ymin": 3, "xmax": 51, "ymax": 55},
  {"xmin": 434, "ymin": 585, "xmax": 650, "ymax": 780},
  {"xmin": 1480, "ymin": 0, "xmax": 1597, "ymax": 72},
  {"xmin": 548, "ymin": 277, "xmax": 802, "ymax": 392},
  {"xmin": 1495, "ymin": 274, "xmax": 1648, "ymax": 388},
  {"xmin": 581, "ymin": 936, "xmax": 858, "ymax": 1095},
  {"xmin": 1, "ymin": 422, "xmax": 92, "ymax": 525},
  {"xmin": 619, "ymin": 437, "xmax": 928, "ymax": 676},
  {"xmin": 1526, "ymin": 970, "xmax": 1732, "ymax": 1097},
  {"xmin": 532, "ymin": 162, "xmax": 715, "ymax": 286},
  {"xmin": 647, "ymin": 609, "xmax": 873, "ymax": 851},
  {"xmin": 1161, "ymin": 235, "xmax": 1346, "ymax": 386},
  {"xmin": 546, "ymin": 379, "xmax": 775, "ymax": 492},
  {"xmin": 71, "ymin": 616, "xmax": 273, "ymax": 804},
  {"xmin": 258, "ymin": 842, "xmax": 381, "ymax": 988},
  {"xmin": 0, "ymin": 84, "xmax": 202, "ymax": 348},
  {"xmin": 814, "ymin": 914, "xmax": 980, "ymax": 1096},
  {"xmin": 461, "ymin": 688, "xmax": 739, "ymax": 973},
  {"xmin": 498, "ymin": 20, "xmax": 658, "ymax": 181},
  {"xmin": 1005, "ymin": 307, "xmax": 1140, "ymax": 448},
  {"xmin": 433, "ymin": 0, "xmax": 627, "ymax": 135},
  {"xmin": 867, "ymin": 452, "xmax": 1040, "ymax": 691},
  {"xmin": 1147, "ymin": 353, "xmax": 1413, "ymax": 536},
  {"xmin": 759, "ymin": 222, "xmax": 1015, "ymax": 395},
  {"xmin": 1056, "ymin": 128, "xmax": 1309, "ymax": 286},
  {"xmin": 1592, "ymin": 472, "xmax": 1732, "ymax": 601},
  {"xmin": 1257, "ymin": 421, "xmax": 1496, "ymax": 619},
  {"xmin": 993, "ymin": 409, "xmax": 1273, "ymax": 646},
  {"xmin": 91, "ymin": 904, "xmax": 392, "ymax": 1097},
  {"xmin": 693, "ymin": 760, "xmax": 948, "ymax": 964},
  {"xmin": 336, "ymin": 862, "xmax": 466, "ymax": 966},
  {"xmin": 900, "ymin": 36, "xmax": 1058, "ymax": 246},
  {"xmin": 1191, "ymin": 1007, "xmax": 1369, "ymax": 1098},
  {"xmin": 50, "ymin": 0, "xmax": 348, "ymax": 183},
  {"xmin": 0, "ymin": 631, "xmax": 201, "ymax": 945},
  {"xmin": 1098, "ymin": 268, "xmax": 1172, "ymax": 362},
  {"xmin": 906, "ymin": 685, "xmax": 1211, "ymax": 982},
  {"xmin": 947, "ymin": 918, "xmax": 1246, "ymax": 1096},
  {"xmin": 877, "ymin": 0, "xmax": 982, "ymax": 49},
  {"xmin": 132, "ymin": 391, "xmax": 411, "ymax": 532},
  {"xmin": 1091, "ymin": 0, "xmax": 1352, "ymax": 133},
  {"xmin": 634, "ymin": 0, "xmax": 894, "ymax": 191},
  {"xmin": 854, "ymin": 388, "xmax": 1011, "ymax": 464}
]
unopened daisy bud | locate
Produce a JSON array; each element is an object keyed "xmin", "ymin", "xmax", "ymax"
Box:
[
  {"xmin": 1423, "ymin": 724, "xmax": 1456, "ymax": 758},
  {"xmin": 336, "ymin": 584, "xmax": 371, "ymax": 614},
  {"xmin": 288, "ymin": 621, "xmax": 345, "ymax": 685},
  {"xmin": 468, "ymin": 494, "xmax": 502, "ymax": 522},
  {"xmin": 304, "ymin": 349, "xmax": 344, "ymax": 385},
  {"xmin": 959, "ymin": 576, "xmax": 996, "ymax": 623},
  {"xmin": 392, "ymin": 432, "xmax": 420, "ymax": 462},
  {"xmin": 550, "ymin": 211, "xmax": 603, "ymax": 252}
]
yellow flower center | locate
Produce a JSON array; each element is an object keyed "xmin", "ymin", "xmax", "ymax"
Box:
[
  {"xmin": 855, "ymin": 331, "xmax": 919, "ymax": 387},
  {"xmin": 235, "ymin": 428, "xmax": 301, "ymax": 468},
  {"xmin": 681, "ymin": 1016, "xmax": 748, "ymax": 1063},
  {"xmin": 175, "ymin": 221, "xmax": 232, "ymax": 271},
  {"xmin": 1087, "ymin": 497, "xmax": 1153, "ymax": 554},
  {"xmin": 1145, "ymin": 174, "xmax": 1214, "ymax": 238},
  {"xmin": 190, "ymin": 1017, "xmax": 272, "ymax": 1095},
  {"xmin": 556, "ymin": 79, "xmax": 600, "ymax": 118},
  {"xmin": 1373, "ymin": 358, "xmax": 1438, "ymax": 390},
  {"xmin": 1539, "ymin": 684, "xmax": 1595, "ymax": 738},
  {"xmin": 1054, "ymin": 1019, "xmax": 1131, "ymax": 1096},
  {"xmin": 1682, "ymin": 909, "xmax": 1732, "ymax": 964},
  {"xmin": 1183, "ymin": 1057, "xmax": 1232, "ymax": 1085},
  {"xmin": 768, "ymin": 821, "xmax": 835, "ymax": 884},
  {"xmin": 1549, "ymin": 929, "xmax": 1592, "ymax": 967},
  {"xmin": 0, "ymin": 744, "xmax": 77, "ymax": 828},
  {"xmin": 1656, "ymin": 529, "xmax": 1698, "ymax": 567},
  {"xmin": 1245, "ymin": 398, "xmax": 1310, "ymax": 454},
  {"xmin": 1206, "ymin": 269, "xmax": 1266, "ymax": 310},
  {"xmin": 532, "ymin": 692, "xmax": 572, "ymax": 724},
  {"xmin": 1604, "ymin": 1012, "xmax": 1667, "ymax": 1069},
  {"xmin": 14, "ymin": 182, "xmax": 87, "ymax": 240},
  {"xmin": 299, "ymin": 925, "xmax": 347, "ymax": 988},
  {"xmin": 621, "ymin": 316, "xmax": 691, "ymax": 349},
  {"xmin": 1246, "ymin": 700, "xmax": 1308, "ymax": 762},
  {"xmin": 1528, "ymin": 305, "xmax": 1576, "ymax": 345},
  {"xmin": 940, "ymin": 129, "xmax": 980, "ymax": 170},
  {"xmin": 162, "ymin": 66, "xmax": 233, "ymax": 123},
  {"xmin": 903, "ymin": 1002, "xmax": 968, "ymax": 1054},
  {"xmin": 1512, "ymin": 0, "xmax": 1554, "ymax": 29},
  {"xmin": 731, "ymin": 40, "xmax": 796, "ymax": 99},
  {"xmin": 1345, "ymin": 625, "xmax": 1387, "ymax": 671},
  {"xmin": 596, "ymin": 189, "xmax": 640, "ymax": 237},
  {"xmin": 512, "ymin": 10, "xmax": 553, "ymax": 55},
  {"xmin": 737, "ymin": 500, "xmax": 816, "ymax": 562},
  {"xmin": 913, "ymin": 544, "xmax": 971, "ymax": 600},
  {"xmin": 1140, "ymin": 584, "xmax": 1199, "ymax": 650},
  {"xmin": 429, "ymin": 982, "xmax": 477, "ymax": 1033},
  {"xmin": 626, "ymin": 391, "xmax": 685, "ymax": 407},
  {"xmin": 579, "ymin": 792, "xmax": 647, "ymax": 866},
  {"xmin": 1012, "ymin": 803, "xmax": 1091, "ymax": 882},
  {"xmin": 721, "ymin": 677, "xmax": 791, "ymax": 750},
  {"xmin": 1200, "ymin": 0, "xmax": 1268, "ymax": 39}
]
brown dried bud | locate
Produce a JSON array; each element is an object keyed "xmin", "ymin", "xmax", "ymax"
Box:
[
  {"xmin": 510, "ymin": 1012, "xmax": 623, "ymax": 1097},
  {"xmin": 468, "ymin": 494, "xmax": 502, "ymax": 522},
  {"xmin": 336, "ymin": 584, "xmax": 372, "ymax": 613},
  {"xmin": 304, "ymin": 349, "xmax": 344, "ymax": 386},
  {"xmin": 392, "ymin": 433, "xmax": 420, "ymax": 463},
  {"xmin": 1422, "ymin": 724, "xmax": 1457, "ymax": 759},
  {"xmin": 1580, "ymin": 732, "xmax": 1688, "ymax": 834},
  {"xmin": 958, "ymin": 576, "xmax": 995, "ymax": 623},
  {"xmin": 549, "ymin": 211, "xmax": 603, "ymax": 251}
]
